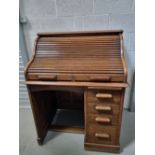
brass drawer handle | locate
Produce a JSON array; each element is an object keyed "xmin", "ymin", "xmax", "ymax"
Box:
[
  {"xmin": 95, "ymin": 105, "xmax": 112, "ymax": 112},
  {"xmin": 96, "ymin": 93, "xmax": 112, "ymax": 98},
  {"xmin": 95, "ymin": 133, "xmax": 110, "ymax": 139},
  {"xmin": 95, "ymin": 117, "xmax": 111, "ymax": 123},
  {"xmin": 37, "ymin": 75, "xmax": 57, "ymax": 80}
]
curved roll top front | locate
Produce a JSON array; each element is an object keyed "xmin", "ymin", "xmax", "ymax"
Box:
[
  {"xmin": 36, "ymin": 35, "xmax": 121, "ymax": 58},
  {"xmin": 26, "ymin": 31, "xmax": 127, "ymax": 82}
]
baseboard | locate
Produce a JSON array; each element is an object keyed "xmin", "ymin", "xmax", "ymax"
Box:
[{"xmin": 84, "ymin": 142, "xmax": 120, "ymax": 153}]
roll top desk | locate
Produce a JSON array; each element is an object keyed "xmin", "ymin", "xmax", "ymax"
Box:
[{"xmin": 25, "ymin": 30, "xmax": 128, "ymax": 153}]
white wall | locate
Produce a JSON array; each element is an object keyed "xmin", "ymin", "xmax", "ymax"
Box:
[{"xmin": 20, "ymin": 0, "xmax": 135, "ymax": 108}]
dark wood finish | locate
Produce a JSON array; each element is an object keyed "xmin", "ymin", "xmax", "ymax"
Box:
[{"xmin": 25, "ymin": 30, "xmax": 128, "ymax": 153}]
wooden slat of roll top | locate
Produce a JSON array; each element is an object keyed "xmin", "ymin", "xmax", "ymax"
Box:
[
  {"xmin": 37, "ymin": 44, "xmax": 120, "ymax": 47},
  {"xmin": 36, "ymin": 47, "xmax": 121, "ymax": 54},
  {"xmin": 36, "ymin": 45, "xmax": 120, "ymax": 51},
  {"xmin": 28, "ymin": 70, "xmax": 124, "ymax": 75},
  {"xmin": 36, "ymin": 48, "xmax": 121, "ymax": 52},
  {"xmin": 28, "ymin": 68, "xmax": 124, "ymax": 72},
  {"xmin": 35, "ymin": 54, "xmax": 121, "ymax": 58},
  {"xmin": 30, "ymin": 60, "xmax": 123, "ymax": 67},
  {"xmin": 30, "ymin": 58, "xmax": 123, "ymax": 64},
  {"xmin": 38, "ymin": 39, "xmax": 120, "ymax": 43},
  {"xmin": 35, "ymin": 53, "xmax": 121, "ymax": 57},
  {"xmin": 37, "ymin": 43, "xmax": 120, "ymax": 47}
]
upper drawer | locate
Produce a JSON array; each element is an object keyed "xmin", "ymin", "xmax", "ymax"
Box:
[
  {"xmin": 26, "ymin": 73, "xmax": 124, "ymax": 82},
  {"xmin": 87, "ymin": 89, "xmax": 122, "ymax": 104}
]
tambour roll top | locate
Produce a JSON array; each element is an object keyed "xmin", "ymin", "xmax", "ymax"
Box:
[{"xmin": 25, "ymin": 30, "xmax": 127, "ymax": 82}]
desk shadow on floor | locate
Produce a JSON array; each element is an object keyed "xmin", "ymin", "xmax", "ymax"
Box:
[
  {"xmin": 43, "ymin": 131, "xmax": 62, "ymax": 144},
  {"xmin": 120, "ymin": 110, "xmax": 135, "ymax": 151}
]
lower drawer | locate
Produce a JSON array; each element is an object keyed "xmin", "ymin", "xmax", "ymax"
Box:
[
  {"xmin": 85, "ymin": 124, "xmax": 119, "ymax": 145},
  {"xmin": 88, "ymin": 114, "xmax": 120, "ymax": 126}
]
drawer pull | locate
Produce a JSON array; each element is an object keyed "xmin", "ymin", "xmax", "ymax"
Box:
[
  {"xmin": 95, "ymin": 105, "xmax": 112, "ymax": 112},
  {"xmin": 96, "ymin": 93, "xmax": 112, "ymax": 98},
  {"xmin": 95, "ymin": 133, "xmax": 110, "ymax": 139},
  {"xmin": 90, "ymin": 76, "xmax": 111, "ymax": 81},
  {"xmin": 95, "ymin": 117, "xmax": 111, "ymax": 123},
  {"xmin": 37, "ymin": 75, "xmax": 57, "ymax": 80}
]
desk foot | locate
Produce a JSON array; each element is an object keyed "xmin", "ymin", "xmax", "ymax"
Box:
[{"xmin": 37, "ymin": 137, "xmax": 44, "ymax": 145}]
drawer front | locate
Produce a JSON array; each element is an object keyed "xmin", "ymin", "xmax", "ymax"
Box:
[
  {"xmin": 88, "ymin": 114, "xmax": 120, "ymax": 126},
  {"xmin": 85, "ymin": 124, "xmax": 119, "ymax": 145},
  {"xmin": 87, "ymin": 89, "xmax": 122, "ymax": 104},
  {"xmin": 87, "ymin": 102, "xmax": 120, "ymax": 115},
  {"xmin": 27, "ymin": 73, "xmax": 124, "ymax": 82}
]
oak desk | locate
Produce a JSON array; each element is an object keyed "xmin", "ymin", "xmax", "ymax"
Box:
[{"xmin": 25, "ymin": 30, "xmax": 128, "ymax": 153}]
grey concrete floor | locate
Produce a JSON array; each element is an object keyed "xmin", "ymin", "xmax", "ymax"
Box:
[{"xmin": 19, "ymin": 108, "xmax": 135, "ymax": 155}]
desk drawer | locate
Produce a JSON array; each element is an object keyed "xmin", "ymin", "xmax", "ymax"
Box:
[
  {"xmin": 88, "ymin": 114, "xmax": 119, "ymax": 126},
  {"xmin": 87, "ymin": 89, "xmax": 122, "ymax": 104},
  {"xmin": 87, "ymin": 102, "xmax": 120, "ymax": 115},
  {"xmin": 85, "ymin": 124, "xmax": 119, "ymax": 145}
]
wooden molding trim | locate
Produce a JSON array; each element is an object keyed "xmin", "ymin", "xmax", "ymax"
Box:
[{"xmin": 25, "ymin": 81, "xmax": 128, "ymax": 88}]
